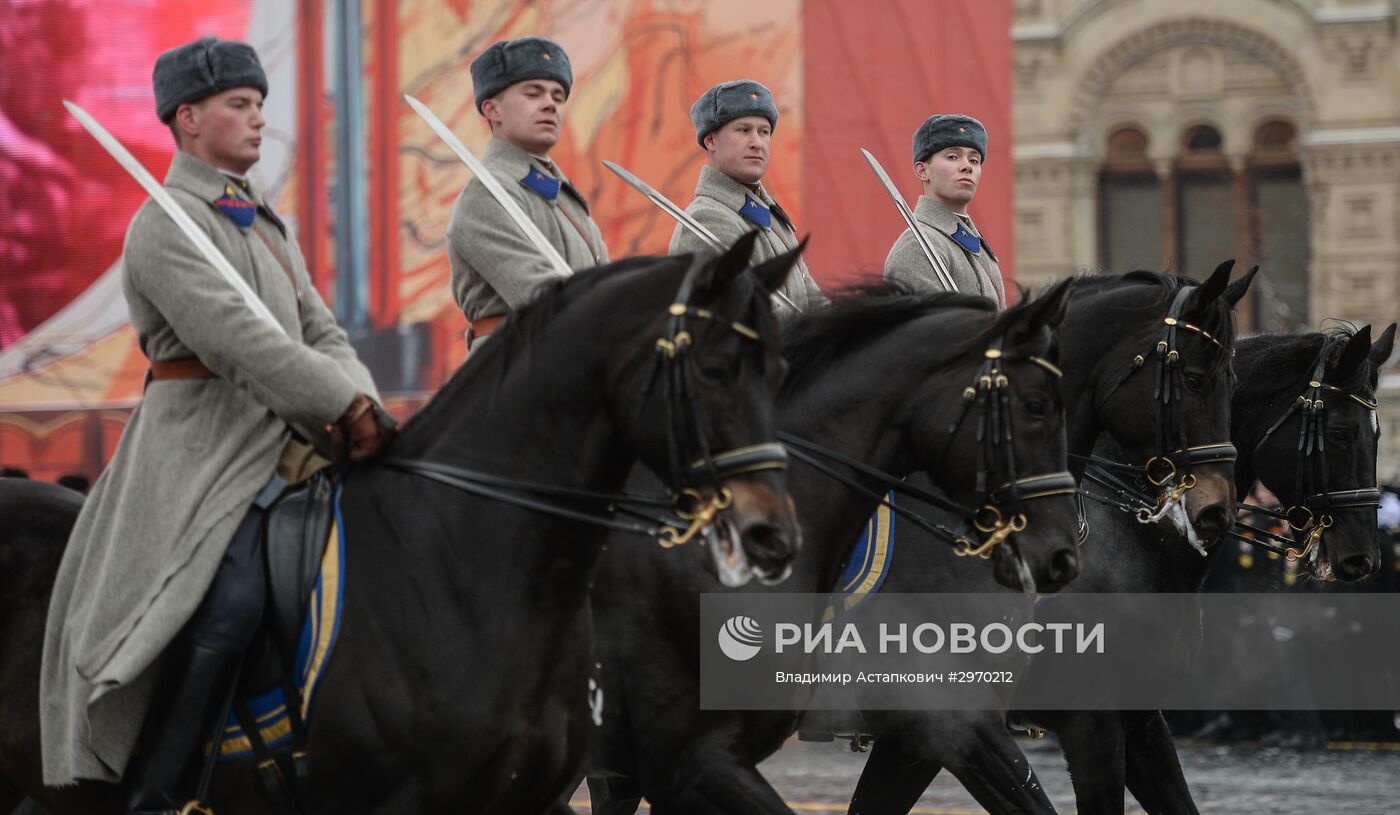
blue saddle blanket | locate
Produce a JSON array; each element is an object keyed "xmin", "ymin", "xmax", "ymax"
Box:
[
  {"xmin": 216, "ymin": 486, "xmax": 348, "ymax": 760},
  {"xmin": 825, "ymin": 492, "xmax": 896, "ymax": 620}
]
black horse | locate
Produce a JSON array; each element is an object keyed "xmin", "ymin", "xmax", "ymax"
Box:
[
  {"xmin": 584, "ymin": 266, "xmax": 1255, "ymax": 815},
  {"xmin": 582, "ymin": 280, "xmax": 1088, "ymax": 814},
  {"xmin": 846, "ymin": 323, "xmax": 1394, "ymax": 815},
  {"xmin": 0, "ymin": 238, "xmax": 804, "ymax": 814}
]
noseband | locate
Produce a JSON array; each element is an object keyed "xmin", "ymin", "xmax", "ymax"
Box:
[
  {"xmin": 1079, "ymin": 285, "xmax": 1237, "ymax": 534},
  {"xmin": 1229, "ymin": 342, "xmax": 1380, "ymax": 576},
  {"xmin": 782, "ymin": 337, "xmax": 1076, "ymax": 561},
  {"xmin": 383, "ymin": 258, "xmax": 787, "ymax": 546}
]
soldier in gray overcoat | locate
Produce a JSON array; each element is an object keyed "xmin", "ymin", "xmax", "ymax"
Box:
[
  {"xmin": 446, "ymin": 36, "xmax": 608, "ymax": 347},
  {"xmin": 669, "ymin": 80, "xmax": 825, "ymax": 321},
  {"xmin": 39, "ymin": 38, "xmax": 387, "ymax": 813},
  {"xmin": 884, "ymin": 114, "xmax": 1006, "ymax": 307}
]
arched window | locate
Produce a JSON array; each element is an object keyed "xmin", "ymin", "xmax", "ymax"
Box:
[
  {"xmin": 1096, "ymin": 118, "xmax": 1310, "ymax": 332},
  {"xmin": 1250, "ymin": 121, "xmax": 1308, "ymax": 331},
  {"xmin": 1099, "ymin": 127, "xmax": 1162, "ymax": 271},
  {"xmin": 1184, "ymin": 124, "xmax": 1223, "ymax": 152},
  {"xmin": 1176, "ymin": 124, "xmax": 1233, "ymax": 280}
]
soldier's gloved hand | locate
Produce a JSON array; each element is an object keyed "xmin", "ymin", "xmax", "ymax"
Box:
[{"xmin": 332, "ymin": 393, "xmax": 394, "ymax": 462}]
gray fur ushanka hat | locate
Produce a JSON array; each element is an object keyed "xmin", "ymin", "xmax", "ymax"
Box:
[
  {"xmin": 691, "ymin": 80, "xmax": 779, "ymax": 148},
  {"xmin": 154, "ymin": 37, "xmax": 268, "ymax": 123},
  {"xmin": 471, "ymin": 37, "xmax": 573, "ymax": 113},
  {"xmin": 913, "ymin": 114, "xmax": 987, "ymax": 164}
]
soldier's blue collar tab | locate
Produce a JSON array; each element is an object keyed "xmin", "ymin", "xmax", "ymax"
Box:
[
  {"xmin": 520, "ymin": 165, "xmax": 561, "ymax": 201},
  {"xmin": 738, "ymin": 195, "xmax": 772, "ymax": 229},
  {"xmin": 951, "ymin": 223, "xmax": 982, "ymax": 255},
  {"xmin": 213, "ymin": 183, "xmax": 257, "ymax": 229}
]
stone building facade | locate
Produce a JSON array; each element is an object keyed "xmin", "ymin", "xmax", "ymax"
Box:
[{"xmin": 1011, "ymin": 0, "xmax": 1400, "ymax": 477}]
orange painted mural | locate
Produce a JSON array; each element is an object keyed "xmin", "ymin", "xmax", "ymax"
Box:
[{"xmin": 0, "ymin": 0, "xmax": 1011, "ymax": 478}]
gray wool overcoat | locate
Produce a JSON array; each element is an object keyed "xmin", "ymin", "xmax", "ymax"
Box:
[
  {"xmin": 884, "ymin": 195, "xmax": 1005, "ymax": 307},
  {"xmin": 41, "ymin": 150, "xmax": 376, "ymax": 784},
  {"xmin": 447, "ymin": 137, "xmax": 608, "ymax": 321},
  {"xmin": 669, "ymin": 164, "xmax": 826, "ymax": 322}
]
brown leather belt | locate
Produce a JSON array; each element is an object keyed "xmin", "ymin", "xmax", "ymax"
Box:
[
  {"xmin": 467, "ymin": 313, "xmax": 506, "ymax": 341},
  {"xmin": 149, "ymin": 357, "xmax": 216, "ymax": 381}
]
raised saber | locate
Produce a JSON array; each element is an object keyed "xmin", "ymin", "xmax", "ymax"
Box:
[
  {"xmin": 602, "ymin": 160, "xmax": 800, "ymax": 313},
  {"xmin": 859, "ymin": 148, "xmax": 959, "ymax": 293},
  {"xmin": 63, "ymin": 100, "xmax": 286, "ymax": 334},
  {"xmin": 405, "ymin": 94, "xmax": 571, "ymax": 279}
]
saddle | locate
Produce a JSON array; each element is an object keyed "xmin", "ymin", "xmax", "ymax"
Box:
[
  {"xmin": 252, "ymin": 471, "xmax": 337, "ymax": 687},
  {"xmin": 227, "ymin": 471, "xmax": 339, "ymax": 813}
]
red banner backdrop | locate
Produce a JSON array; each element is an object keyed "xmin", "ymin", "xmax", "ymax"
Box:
[
  {"xmin": 802, "ymin": 0, "xmax": 1014, "ymax": 287},
  {"xmin": 0, "ymin": 0, "xmax": 1013, "ymax": 480}
]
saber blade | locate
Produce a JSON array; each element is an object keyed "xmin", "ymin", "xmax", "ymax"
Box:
[
  {"xmin": 602, "ymin": 160, "xmax": 800, "ymax": 312},
  {"xmin": 859, "ymin": 148, "xmax": 958, "ymax": 293},
  {"xmin": 405, "ymin": 94, "xmax": 572, "ymax": 278},
  {"xmin": 64, "ymin": 100, "xmax": 285, "ymax": 333}
]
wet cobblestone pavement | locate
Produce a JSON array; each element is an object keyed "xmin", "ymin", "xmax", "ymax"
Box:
[{"xmin": 572, "ymin": 737, "xmax": 1400, "ymax": 813}]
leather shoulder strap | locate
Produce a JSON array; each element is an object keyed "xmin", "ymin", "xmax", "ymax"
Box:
[{"xmin": 251, "ymin": 222, "xmax": 304, "ymax": 315}]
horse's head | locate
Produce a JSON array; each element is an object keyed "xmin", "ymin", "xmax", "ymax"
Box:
[
  {"xmin": 610, "ymin": 233, "xmax": 802, "ymax": 587},
  {"xmin": 1250, "ymin": 323, "xmax": 1395, "ymax": 582},
  {"xmin": 901, "ymin": 280, "xmax": 1080, "ymax": 592},
  {"xmin": 1070, "ymin": 261, "xmax": 1256, "ymax": 544}
]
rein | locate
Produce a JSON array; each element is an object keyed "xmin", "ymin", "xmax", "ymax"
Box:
[
  {"xmin": 1224, "ymin": 342, "xmax": 1381, "ymax": 575},
  {"xmin": 381, "ymin": 258, "xmax": 787, "ymax": 547},
  {"xmin": 780, "ymin": 342, "xmax": 1076, "ymax": 560},
  {"xmin": 1077, "ymin": 285, "xmax": 1237, "ymax": 540}
]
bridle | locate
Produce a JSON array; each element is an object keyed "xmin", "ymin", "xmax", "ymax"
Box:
[
  {"xmin": 1226, "ymin": 341, "xmax": 1380, "ymax": 576},
  {"xmin": 781, "ymin": 336, "xmax": 1077, "ymax": 561},
  {"xmin": 1077, "ymin": 286, "xmax": 1237, "ymax": 536},
  {"xmin": 382, "ymin": 256, "xmax": 788, "ymax": 546}
]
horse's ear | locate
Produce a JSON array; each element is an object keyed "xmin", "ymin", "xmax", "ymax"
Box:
[
  {"xmin": 1332, "ymin": 324, "xmax": 1373, "ymax": 382},
  {"xmin": 1223, "ymin": 265, "xmax": 1258, "ymax": 307},
  {"xmin": 697, "ymin": 231, "xmax": 760, "ymax": 294},
  {"xmin": 751, "ymin": 236, "xmax": 808, "ymax": 295},
  {"xmin": 1188, "ymin": 259, "xmax": 1235, "ymax": 308},
  {"xmin": 1031, "ymin": 278, "xmax": 1074, "ymax": 330},
  {"xmin": 1370, "ymin": 323, "xmax": 1396, "ymax": 368}
]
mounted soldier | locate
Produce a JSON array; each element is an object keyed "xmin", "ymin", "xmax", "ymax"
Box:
[
  {"xmin": 885, "ymin": 114, "xmax": 1006, "ymax": 307},
  {"xmin": 446, "ymin": 36, "xmax": 608, "ymax": 348},
  {"xmin": 670, "ymin": 79, "xmax": 825, "ymax": 321},
  {"xmin": 39, "ymin": 37, "xmax": 389, "ymax": 814}
]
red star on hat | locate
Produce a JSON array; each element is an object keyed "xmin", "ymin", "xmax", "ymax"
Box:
[
  {"xmin": 959, "ymin": 126, "xmax": 966, "ymax": 133},
  {"xmin": 750, "ymin": 92, "xmax": 759, "ymax": 100},
  {"xmin": 542, "ymin": 51, "xmax": 552, "ymax": 61}
]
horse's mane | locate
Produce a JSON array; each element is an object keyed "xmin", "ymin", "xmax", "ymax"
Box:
[
  {"xmin": 394, "ymin": 255, "xmax": 689, "ymax": 449},
  {"xmin": 780, "ymin": 282, "xmax": 1032, "ymax": 396},
  {"xmin": 1241, "ymin": 325, "xmax": 1374, "ymax": 399},
  {"xmin": 1068, "ymin": 270, "xmax": 1238, "ymax": 374}
]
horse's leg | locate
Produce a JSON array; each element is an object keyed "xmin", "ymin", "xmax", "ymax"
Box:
[
  {"xmin": 848, "ymin": 732, "xmax": 941, "ymax": 815},
  {"xmin": 1123, "ymin": 711, "xmax": 1199, "ymax": 815},
  {"xmin": 938, "ymin": 712, "xmax": 1057, "ymax": 815},
  {"xmin": 850, "ymin": 712, "xmax": 1056, "ymax": 815},
  {"xmin": 586, "ymin": 776, "xmax": 643, "ymax": 815},
  {"xmin": 645, "ymin": 753, "xmax": 790, "ymax": 815},
  {"xmin": 1057, "ymin": 711, "xmax": 1127, "ymax": 815}
]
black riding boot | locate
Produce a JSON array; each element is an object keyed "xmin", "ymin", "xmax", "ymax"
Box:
[{"xmin": 126, "ymin": 641, "xmax": 240, "ymax": 815}]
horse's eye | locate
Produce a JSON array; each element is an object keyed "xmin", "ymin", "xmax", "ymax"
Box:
[
  {"xmin": 1183, "ymin": 373, "xmax": 1206, "ymax": 391},
  {"xmin": 699, "ymin": 363, "xmax": 728, "ymax": 382},
  {"xmin": 1023, "ymin": 398, "xmax": 1048, "ymax": 418},
  {"xmin": 1327, "ymin": 427, "xmax": 1352, "ymax": 445}
]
